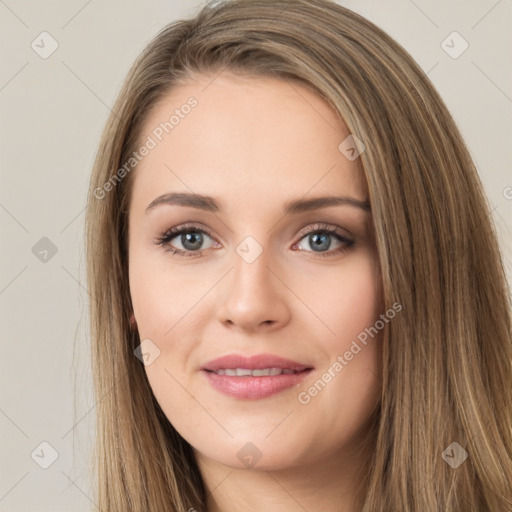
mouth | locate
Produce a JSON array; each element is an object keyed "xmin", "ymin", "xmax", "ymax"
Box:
[
  {"xmin": 204, "ymin": 367, "xmax": 308, "ymax": 376},
  {"xmin": 201, "ymin": 353, "xmax": 314, "ymax": 399},
  {"xmin": 201, "ymin": 353, "xmax": 313, "ymax": 372}
]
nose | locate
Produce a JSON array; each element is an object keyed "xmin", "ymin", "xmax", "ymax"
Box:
[{"xmin": 216, "ymin": 248, "xmax": 291, "ymax": 333}]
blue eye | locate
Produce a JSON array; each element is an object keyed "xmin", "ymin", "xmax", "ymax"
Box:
[
  {"xmin": 293, "ymin": 225, "xmax": 354, "ymax": 257},
  {"xmin": 155, "ymin": 222, "xmax": 354, "ymax": 258},
  {"xmin": 156, "ymin": 224, "xmax": 217, "ymax": 257}
]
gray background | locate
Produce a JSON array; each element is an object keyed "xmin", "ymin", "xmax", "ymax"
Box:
[{"xmin": 1, "ymin": 0, "xmax": 511, "ymax": 510}]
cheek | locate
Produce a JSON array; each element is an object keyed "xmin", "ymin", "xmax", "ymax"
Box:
[
  {"xmin": 128, "ymin": 247, "xmax": 206, "ymax": 401},
  {"xmin": 300, "ymin": 250, "xmax": 382, "ymax": 347},
  {"xmin": 128, "ymin": 244, "xmax": 198, "ymax": 339},
  {"xmin": 295, "ymin": 251, "xmax": 383, "ymax": 412}
]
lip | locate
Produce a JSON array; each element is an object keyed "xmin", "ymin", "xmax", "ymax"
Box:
[
  {"xmin": 201, "ymin": 353, "xmax": 312, "ymax": 372},
  {"xmin": 201, "ymin": 353, "xmax": 314, "ymax": 400}
]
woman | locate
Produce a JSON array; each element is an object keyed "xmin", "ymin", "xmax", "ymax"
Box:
[{"xmin": 85, "ymin": 0, "xmax": 512, "ymax": 510}]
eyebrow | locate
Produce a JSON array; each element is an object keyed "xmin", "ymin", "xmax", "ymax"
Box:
[{"xmin": 145, "ymin": 192, "xmax": 371, "ymax": 214}]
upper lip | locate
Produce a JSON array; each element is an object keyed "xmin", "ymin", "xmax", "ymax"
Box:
[{"xmin": 201, "ymin": 353, "xmax": 313, "ymax": 372}]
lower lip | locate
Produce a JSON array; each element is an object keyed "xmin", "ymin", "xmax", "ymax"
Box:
[{"xmin": 202, "ymin": 369, "xmax": 312, "ymax": 399}]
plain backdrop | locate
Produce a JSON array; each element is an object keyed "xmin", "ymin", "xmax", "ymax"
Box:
[{"xmin": 0, "ymin": 1, "xmax": 511, "ymax": 510}]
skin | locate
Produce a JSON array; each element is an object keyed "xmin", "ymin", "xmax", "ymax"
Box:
[{"xmin": 128, "ymin": 72, "xmax": 383, "ymax": 512}]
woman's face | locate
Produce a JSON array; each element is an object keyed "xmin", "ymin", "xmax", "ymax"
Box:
[{"xmin": 128, "ymin": 72, "xmax": 383, "ymax": 471}]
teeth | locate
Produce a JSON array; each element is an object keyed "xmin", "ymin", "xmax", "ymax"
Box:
[
  {"xmin": 253, "ymin": 368, "xmax": 269, "ymax": 376},
  {"xmin": 213, "ymin": 368, "xmax": 298, "ymax": 376}
]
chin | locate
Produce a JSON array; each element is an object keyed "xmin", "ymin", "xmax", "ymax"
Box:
[{"xmin": 194, "ymin": 436, "xmax": 312, "ymax": 472}]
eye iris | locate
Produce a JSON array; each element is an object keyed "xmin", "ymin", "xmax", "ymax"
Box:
[
  {"xmin": 182, "ymin": 232, "xmax": 203, "ymax": 250},
  {"xmin": 309, "ymin": 232, "xmax": 331, "ymax": 251}
]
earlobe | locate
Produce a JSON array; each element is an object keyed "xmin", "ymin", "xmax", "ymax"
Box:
[{"xmin": 129, "ymin": 312, "xmax": 137, "ymax": 329}]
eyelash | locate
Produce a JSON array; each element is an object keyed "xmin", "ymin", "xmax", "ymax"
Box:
[{"xmin": 154, "ymin": 222, "xmax": 355, "ymax": 258}]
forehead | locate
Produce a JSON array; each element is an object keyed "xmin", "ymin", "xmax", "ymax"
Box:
[{"xmin": 129, "ymin": 72, "xmax": 367, "ymax": 215}]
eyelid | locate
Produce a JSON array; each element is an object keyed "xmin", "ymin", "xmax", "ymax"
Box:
[
  {"xmin": 158, "ymin": 222, "xmax": 216, "ymax": 241},
  {"xmin": 294, "ymin": 222, "xmax": 352, "ymax": 241},
  {"xmin": 157, "ymin": 222, "xmax": 217, "ymax": 243}
]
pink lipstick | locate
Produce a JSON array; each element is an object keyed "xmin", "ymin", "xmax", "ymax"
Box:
[{"xmin": 201, "ymin": 353, "xmax": 314, "ymax": 400}]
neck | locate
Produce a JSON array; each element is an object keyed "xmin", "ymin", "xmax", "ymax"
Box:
[{"xmin": 196, "ymin": 424, "xmax": 376, "ymax": 512}]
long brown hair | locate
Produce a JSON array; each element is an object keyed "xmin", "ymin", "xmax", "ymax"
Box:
[{"xmin": 85, "ymin": 0, "xmax": 512, "ymax": 510}]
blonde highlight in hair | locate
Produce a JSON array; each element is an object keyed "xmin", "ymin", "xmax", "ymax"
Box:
[{"xmin": 85, "ymin": 0, "xmax": 512, "ymax": 510}]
